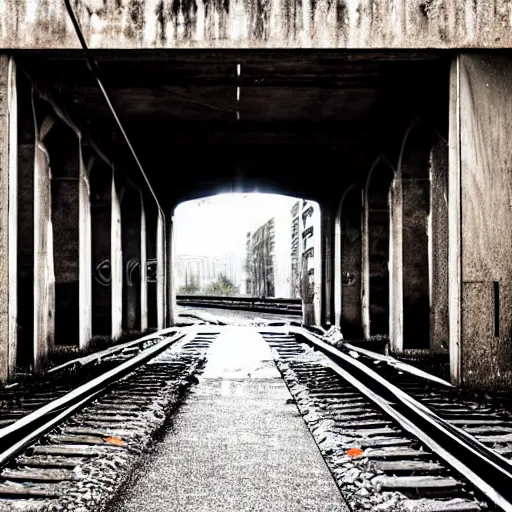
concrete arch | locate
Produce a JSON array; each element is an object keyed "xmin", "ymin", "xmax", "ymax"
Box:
[
  {"xmin": 362, "ymin": 155, "xmax": 396, "ymax": 340},
  {"xmin": 334, "ymin": 183, "xmax": 363, "ymax": 338},
  {"xmin": 392, "ymin": 118, "xmax": 448, "ymax": 352}
]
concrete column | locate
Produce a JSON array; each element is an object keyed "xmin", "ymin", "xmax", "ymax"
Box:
[
  {"xmin": 429, "ymin": 139, "xmax": 449, "ymax": 352},
  {"xmin": 140, "ymin": 197, "xmax": 148, "ymax": 332},
  {"xmin": 33, "ymin": 111, "xmax": 55, "ymax": 370},
  {"xmin": 335, "ymin": 185, "xmax": 363, "ymax": 338},
  {"xmin": 146, "ymin": 207, "xmax": 157, "ymax": 329},
  {"xmin": 0, "ymin": 56, "xmax": 17, "ymax": 381},
  {"xmin": 48, "ymin": 123, "xmax": 92, "ymax": 349},
  {"xmin": 156, "ymin": 211, "xmax": 166, "ymax": 329},
  {"xmin": 17, "ymin": 78, "xmax": 35, "ymax": 371},
  {"xmin": 166, "ymin": 215, "xmax": 177, "ymax": 326},
  {"xmin": 450, "ymin": 54, "xmax": 512, "ymax": 391},
  {"xmin": 362, "ymin": 156, "xmax": 395, "ymax": 339},
  {"xmin": 111, "ymin": 172, "xmax": 123, "ymax": 339},
  {"xmin": 78, "ymin": 143, "xmax": 92, "ymax": 349},
  {"xmin": 322, "ymin": 207, "xmax": 334, "ymax": 326},
  {"xmin": 121, "ymin": 188, "xmax": 147, "ymax": 333},
  {"xmin": 395, "ymin": 123, "xmax": 432, "ymax": 350},
  {"xmin": 90, "ymin": 162, "xmax": 122, "ymax": 340},
  {"xmin": 391, "ymin": 121, "xmax": 448, "ymax": 353}
]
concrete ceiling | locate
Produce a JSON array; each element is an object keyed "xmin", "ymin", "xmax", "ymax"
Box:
[{"xmin": 18, "ymin": 50, "xmax": 450, "ymax": 208}]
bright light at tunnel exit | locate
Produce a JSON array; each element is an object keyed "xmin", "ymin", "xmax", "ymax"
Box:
[{"xmin": 173, "ymin": 193, "xmax": 313, "ymax": 298}]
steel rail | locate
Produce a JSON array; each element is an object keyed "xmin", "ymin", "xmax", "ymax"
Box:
[
  {"xmin": 0, "ymin": 329, "xmax": 191, "ymax": 469},
  {"xmin": 275, "ymin": 326, "xmax": 512, "ymax": 512},
  {"xmin": 177, "ymin": 296, "xmax": 302, "ymax": 315}
]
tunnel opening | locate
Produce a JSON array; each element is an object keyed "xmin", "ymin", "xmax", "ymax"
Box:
[
  {"xmin": 13, "ymin": 49, "xmax": 450, "ymax": 373},
  {"xmin": 173, "ymin": 193, "xmax": 322, "ymax": 325}
]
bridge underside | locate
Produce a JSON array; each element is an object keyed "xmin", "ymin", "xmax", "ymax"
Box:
[{"xmin": 0, "ymin": 48, "xmax": 511, "ymax": 394}]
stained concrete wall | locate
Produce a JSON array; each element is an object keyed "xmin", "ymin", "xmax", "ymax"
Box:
[
  {"xmin": 0, "ymin": 56, "xmax": 17, "ymax": 381},
  {"xmin": 450, "ymin": 54, "xmax": 512, "ymax": 391},
  {"xmin": 1, "ymin": 1, "xmax": 512, "ymax": 49}
]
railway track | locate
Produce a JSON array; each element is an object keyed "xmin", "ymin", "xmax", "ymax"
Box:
[
  {"xmin": 0, "ymin": 328, "xmax": 219, "ymax": 511},
  {"xmin": 261, "ymin": 327, "xmax": 512, "ymax": 512},
  {"xmin": 343, "ymin": 343, "xmax": 512, "ymax": 460},
  {"xmin": 176, "ymin": 294, "xmax": 302, "ymax": 315},
  {"xmin": 0, "ymin": 332, "xmax": 179, "ymax": 430},
  {"xmin": 2, "ymin": 323, "xmax": 512, "ymax": 512}
]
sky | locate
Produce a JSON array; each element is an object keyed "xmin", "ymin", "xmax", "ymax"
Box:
[{"xmin": 174, "ymin": 193, "xmax": 299, "ymax": 259}]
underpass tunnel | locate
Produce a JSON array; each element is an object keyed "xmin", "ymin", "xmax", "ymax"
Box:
[{"xmin": 1, "ymin": 51, "xmax": 511, "ymax": 393}]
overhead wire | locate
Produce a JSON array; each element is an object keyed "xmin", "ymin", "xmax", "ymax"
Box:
[{"xmin": 63, "ymin": 0, "xmax": 164, "ymax": 218}]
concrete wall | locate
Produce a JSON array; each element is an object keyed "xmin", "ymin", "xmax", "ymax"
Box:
[
  {"xmin": 0, "ymin": 56, "xmax": 17, "ymax": 381},
  {"xmin": 450, "ymin": 54, "xmax": 512, "ymax": 391},
  {"xmin": 2, "ymin": 1, "xmax": 512, "ymax": 49}
]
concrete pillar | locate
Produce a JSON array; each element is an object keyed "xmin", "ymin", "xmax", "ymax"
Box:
[
  {"xmin": 17, "ymin": 70, "xmax": 35, "ymax": 371},
  {"xmin": 121, "ymin": 188, "xmax": 147, "ymax": 333},
  {"xmin": 166, "ymin": 214, "xmax": 177, "ymax": 326},
  {"xmin": 322, "ymin": 207, "xmax": 334, "ymax": 326},
  {"xmin": 362, "ymin": 156, "xmax": 395, "ymax": 339},
  {"xmin": 0, "ymin": 56, "xmax": 17, "ymax": 381},
  {"xmin": 395, "ymin": 123, "xmax": 433, "ymax": 350},
  {"xmin": 111, "ymin": 172, "xmax": 123, "ymax": 338},
  {"xmin": 156, "ymin": 211, "xmax": 166, "ymax": 329},
  {"xmin": 449, "ymin": 54, "xmax": 512, "ymax": 391},
  {"xmin": 146, "ymin": 206, "xmax": 157, "ymax": 329},
  {"xmin": 429, "ymin": 139, "xmax": 449, "ymax": 352},
  {"xmin": 391, "ymin": 121, "xmax": 448, "ymax": 353},
  {"xmin": 47, "ymin": 123, "xmax": 92, "ymax": 349},
  {"xmin": 140, "ymin": 198, "xmax": 148, "ymax": 332},
  {"xmin": 90, "ymin": 161, "xmax": 122, "ymax": 340},
  {"xmin": 32, "ymin": 109, "xmax": 55, "ymax": 370},
  {"xmin": 335, "ymin": 185, "xmax": 363, "ymax": 338}
]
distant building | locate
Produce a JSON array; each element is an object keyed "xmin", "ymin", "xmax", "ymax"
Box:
[
  {"xmin": 176, "ymin": 252, "xmax": 244, "ymax": 293},
  {"xmin": 245, "ymin": 210, "xmax": 293, "ymax": 298}
]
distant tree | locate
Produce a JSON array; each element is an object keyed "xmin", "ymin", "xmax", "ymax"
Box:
[
  {"xmin": 179, "ymin": 274, "xmax": 200, "ymax": 294},
  {"xmin": 205, "ymin": 273, "xmax": 238, "ymax": 296}
]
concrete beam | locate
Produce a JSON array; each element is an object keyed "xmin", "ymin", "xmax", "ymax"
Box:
[
  {"xmin": 0, "ymin": 56, "xmax": 17, "ymax": 381},
  {"xmin": 2, "ymin": 1, "xmax": 512, "ymax": 49}
]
